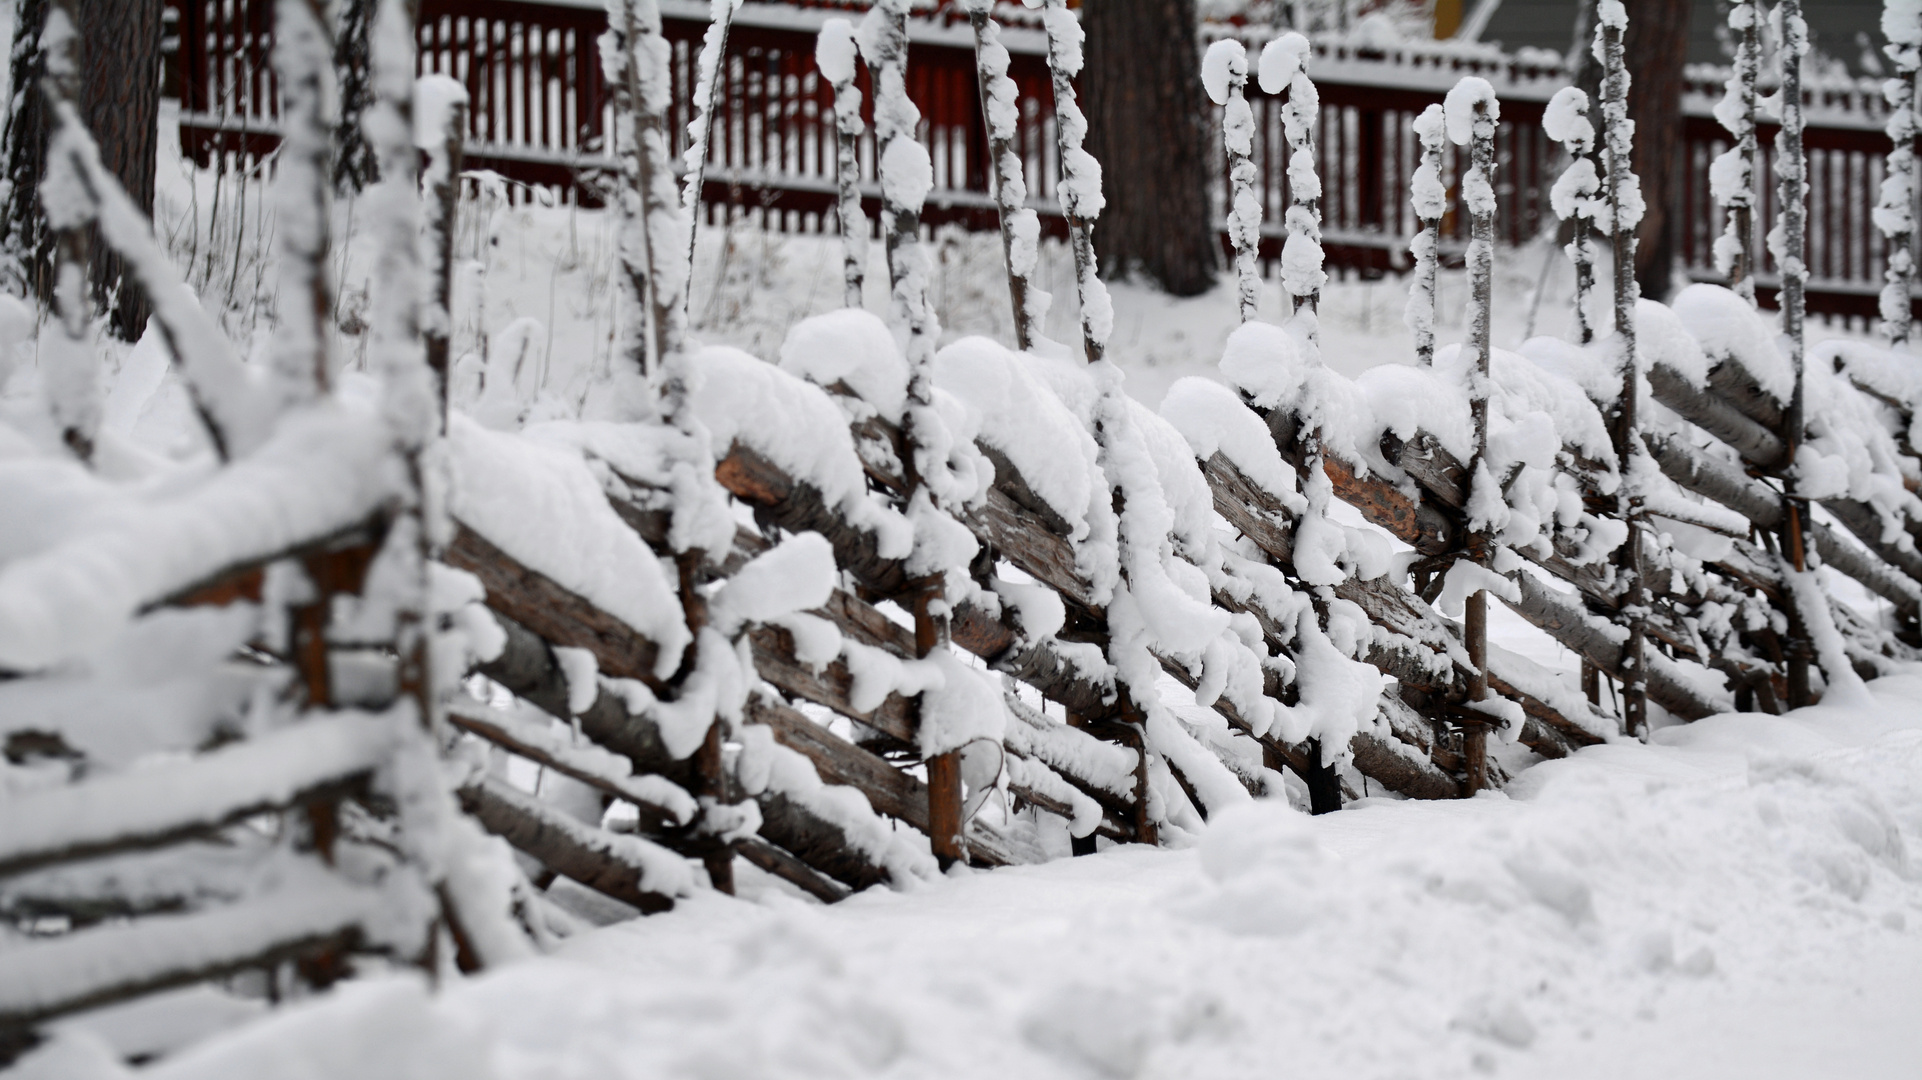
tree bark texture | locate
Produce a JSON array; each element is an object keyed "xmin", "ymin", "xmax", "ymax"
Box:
[
  {"xmin": 1082, "ymin": 0, "xmax": 1216, "ymax": 297},
  {"xmin": 1624, "ymin": 0, "xmax": 1688, "ymax": 302},
  {"xmin": 0, "ymin": 0, "xmax": 50, "ymax": 297}
]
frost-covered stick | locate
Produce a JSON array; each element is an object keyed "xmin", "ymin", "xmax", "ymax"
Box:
[
  {"xmin": 815, "ymin": 20, "xmax": 866, "ymax": 309},
  {"xmin": 1877, "ymin": 0, "xmax": 1922, "ymax": 345},
  {"xmin": 1262, "ymin": 33, "xmax": 1325, "ymax": 323},
  {"xmin": 1711, "ymin": 0, "xmax": 1760, "ymax": 304},
  {"xmin": 1543, "ymin": 87, "xmax": 1600, "ymax": 344},
  {"xmin": 1773, "ymin": 0, "xmax": 1817, "ymax": 705},
  {"xmin": 1205, "ymin": 39, "xmax": 1261, "ymax": 323},
  {"xmin": 364, "ymin": 0, "xmax": 434, "ymax": 731},
  {"xmin": 36, "ymin": 0, "xmax": 97, "ymax": 462},
  {"xmin": 680, "ymin": 0, "xmax": 742, "ymax": 289},
  {"xmin": 603, "ymin": 0, "xmax": 691, "ymax": 381},
  {"xmin": 332, "ymin": 0, "xmax": 378, "ymax": 192},
  {"xmin": 1405, "ymin": 103, "xmax": 1446, "ymax": 364},
  {"xmin": 964, "ymin": 0, "xmax": 1046, "ymax": 348},
  {"xmin": 419, "ymin": 76, "xmax": 468, "ymax": 425},
  {"xmin": 270, "ymin": 0, "xmax": 338, "ymax": 410},
  {"xmin": 859, "ymin": 0, "xmax": 970, "ymax": 868},
  {"xmin": 1037, "ymin": 0, "xmax": 1113, "ymax": 364},
  {"xmin": 1444, "ymin": 76, "xmax": 1499, "ymax": 784},
  {"xmin": 1594, "ymin": 0, "xmax": 1650, "ymax": 735}
]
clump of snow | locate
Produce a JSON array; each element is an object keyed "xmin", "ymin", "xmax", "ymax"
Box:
[
  {"xmin": 448, "ymin": 415, "xmax": 690, "ymax": 678},
  {"xmin": 1159, "ymin": 377, "xmax": 1306, "ymax": 514},
  {"xmin": 708, "ymin": 532, "xmax": 836, "ymax": 636},
  {"xmin": 690, "ymin": 346, "xmax": 913, "ymax": 560},
  {"xmin": 778, "ymin": 308, "xmax": 909, "ymax": 422},
  {"xmin": 1442, "ymin": 76, "xmax": 1499, "ymax": 147},
  {"xmin": 933, "ymin": 336, "xmax": 1106, "ymax": 545},
  {"xmin": 1201, "ymin": 39, "xmax": 1245, "ymax": 106},
  {"xmin": 1257, "ymin": 32, "xmax": 1311, "ymax": 94},
  {"xmin": 1670, "ymin": 283, "xmax": 1791, "ymax": 402}
]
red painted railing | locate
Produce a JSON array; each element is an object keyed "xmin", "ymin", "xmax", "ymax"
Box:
[{"xmin": 169, "ymin": 0, "xmax": 1912, "ymax": 319}]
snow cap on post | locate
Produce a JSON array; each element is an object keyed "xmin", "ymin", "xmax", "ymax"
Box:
[
  {"xmin": 1202, "ymin": 39, "xmax": 1246, "ymax": 106},
  {"xmin": 815, "ymin": 17, "xmax": 857, "ymax": 83},
  {"xmin": 1542, "ymin": 86, "xmax": 1593, "ymax": 148},
  {"xmin": 1443, "ymin": 76, "xmax": 1499, "ymax": 146},
  {"xmin": 1258, "ymin": 31, "xmax": 1310, "ymax": 94},
  {"xmin": 413, "ymin": 75, "xmax": 468, "ymax": 150}
]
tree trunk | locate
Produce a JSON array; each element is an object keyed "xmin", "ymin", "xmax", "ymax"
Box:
[
  {"xmin": 75, "ymin": 0, "xmax": 163, "ymax": 341},
  {"xmin": 0, "ymin": 0, "xmax": 51, "ymax": 297},
  {"xmin": 1624, "ymin": 0, "xmax": 1688, "ymax": 303},
  {"xmin": 1082, "ymin": 0, "xmax": 1216, "ymax": 297}
]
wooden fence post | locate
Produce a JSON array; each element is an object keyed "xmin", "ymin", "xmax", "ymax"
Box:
[
  {"xmin": 1595, "ymin": 0, "xmax": 1648, "ymax": 737},
  {"xmin": 863, "ymin": 0, "xmax": 969, "ymax": 868},
  {"xmin": 1776, "ymin": 0, "xmax": 1814, "ymax": 708},
  {"xmin": 964, "ymin": 0, "xmax": 1044, "ymax": 349},
  {"xmin": 1407, "ymin": 103, "xmax": 1445, "ymax": 365},
  {"xmin": 1879, "ymin": 0, "xmax": 1920, "ymax": 345},
  {"xmin": 816, "ymin": 20, "xmax": 866, "ymax": 309},
  {"xmin": 1543, "ymin": 86, "xmax": 1598, "ymax": 344},
  {"xmin": 1205, "ymin": 39, "xmax": 1260, "ymax": 323},
  {"xmin": 1264, "ymin": 33, "xmax": 1323, "ymax": 320},
  {"xmin": 1039, "ymin": 0, "xmax": 1108, "ymax": 365},
  {"xmin": 681, "ymin": 0, "xmax": 740, "ymax": 287},
  {"xmin": 1447, "ymin": 76, "xmax": 1499, "ymax": 788},
  {"xmin": 1712, "ymin": 0, "xmax": 1760, "ymax": 306},
  {"xmin": 421, "ymin": 77, "xmax": 467, "ymax": 420}
]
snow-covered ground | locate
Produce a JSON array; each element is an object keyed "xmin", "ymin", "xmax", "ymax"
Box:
[{"xmin": 22, "ymin": 673, "xmax": 1922, "ymax": 1079}]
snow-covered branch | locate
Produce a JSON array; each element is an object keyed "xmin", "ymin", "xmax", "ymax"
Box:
[{"xmin": 682, "ymin": 0, "xmax": 744, "ymax": 284}]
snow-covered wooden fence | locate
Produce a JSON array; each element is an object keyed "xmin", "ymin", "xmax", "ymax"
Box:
[
  {"xmin": 166, "ymin": 0, "xmax": 1920, "ymax": 320},
  {"xmin": 9, "ymin": 0, "xmax": 1922, "ymax": 1065}
]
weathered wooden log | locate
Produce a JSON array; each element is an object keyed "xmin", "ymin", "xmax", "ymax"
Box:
[
  {"xmin": 157, "ymin": 519, "xmax": 384, "ymax": 612},
  {"xmin": 1648, "ymin": 361, "xmax": 1789, "ymax": 469},
  {"xmin": 1363, "ymin": 694, "xmax": 1464, "ymax": 799},
  {"xmin": 449, "ymin": 525, "xmax": 666, "ymax": 691},
  {"xmin": 479, "ymin": 615, "xmax": 891, "ymax": 893},
  {"xmin": 1644, "ymin": 431, "xmax": 1922, "ymax": 614},
  {"xmin": 0, "ymin": 716, "xmax": 388, "ymax": 878},
  {"xmin": 746, "ymin": 625, "xmax": 918, "ymax": 745},
  {"xmin": 1507, "ymin": 572, "xmax": 1726, "ymax": 719},
  {"xmin": 1648, "ymin": 359, "xmax": 1922, "ymax": 587},
  {"xmin": 0, "ymin": 880, "xmax": 369, "ymax": 1030},
  {"xmin": 734, "ymin": 836, "xmax": 850, "ymax": 903},
  {"xmin": 744, "ymin": 696, "xmax": 1022, "ymax": 867},
  {"xmin": 444, "ymin": 702, "xmax": 695, "ymax": 836},
  {"xmin": 456, "ymin": 776, "xmax": 676, "ymax": 915},
  {"xmin": 1201, "ymin": 449, "xmax": 1608, "ymax": 751},
  {"xmin": 610, "ymin": 464, "xmax": 1121, "ymax": 725}
]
